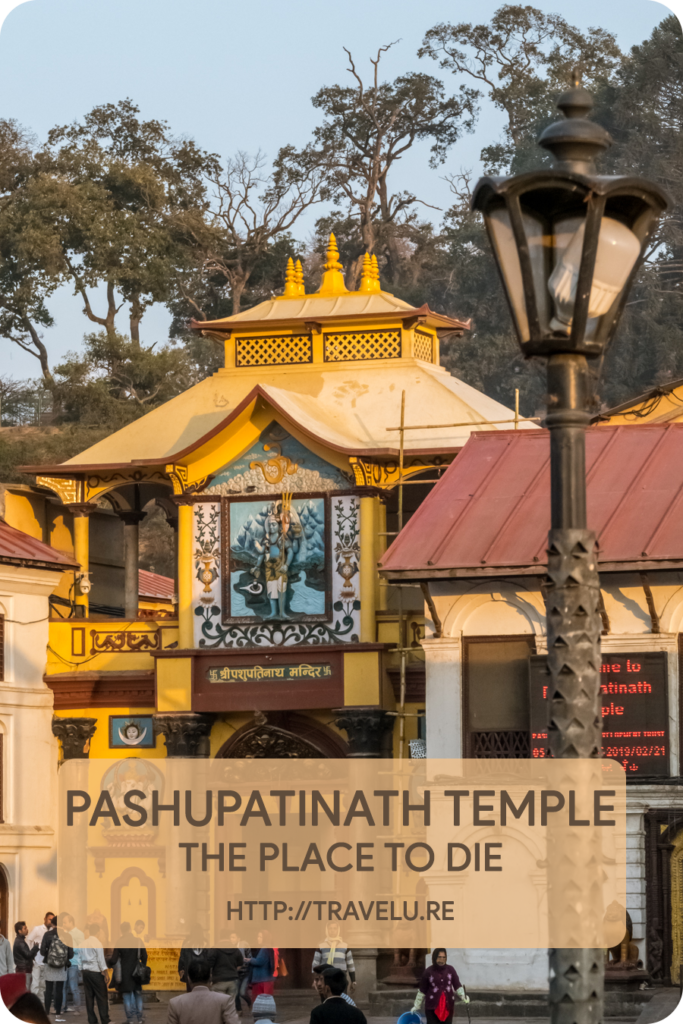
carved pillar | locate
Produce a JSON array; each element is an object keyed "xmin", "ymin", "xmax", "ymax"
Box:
[
  {"xmin": 52, "ymin": 716, "xmax": 97, "ymax": 760},
  {"xmin": 67, "ymin": 504, "xmax": 97, "ymax": 616},
  {"xmin": 333, "ymin": 706, "xmax": 393, "ymax": 757},
  {"xmin": 119, "ymin": 510, "xmax": 146, "ymax": 619},
  {"xmin": 153, "ymin": 713, "xmax": 213, "ymax": 757}
]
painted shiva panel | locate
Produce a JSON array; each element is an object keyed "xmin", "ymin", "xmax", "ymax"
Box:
[
  {"xmin": 192, "ymin": 495, "xmax": 361, "ymax": 648},
  {"xmin": 206, "ymin": 422, "xmax": 350, "ymax": 495},
  {"xmin": 225, "ymin": 493, "xmax": 329, "ymax": 623}
]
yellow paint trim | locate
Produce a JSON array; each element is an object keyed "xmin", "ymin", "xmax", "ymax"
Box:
[
  {"xmin": 73, "ymin": 515, "xmax": 89, "ymax": 613},
  {"xmin": 177, "ymin": 505, "xmax": 194, "ymax": 649},
  {"xmin": 343, "ymin": 650, "xmax": 379, "ymax": 705},
  {"xmin": 156, "ymin": 657, "xmax": 193, "ymax": 712},
  {"xmin": 359, "ymin": 497, "xmax": 376, "ymax": 642}
]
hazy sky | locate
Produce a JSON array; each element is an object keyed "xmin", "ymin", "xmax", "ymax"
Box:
[{"xmin": 0, "ymin": 0, "xmax": 677, "ymax": 379}]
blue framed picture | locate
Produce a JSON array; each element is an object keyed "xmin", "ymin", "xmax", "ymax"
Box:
[{"xmin": 109, "ymin": 716, "xmax": 155, "ymax": 749}]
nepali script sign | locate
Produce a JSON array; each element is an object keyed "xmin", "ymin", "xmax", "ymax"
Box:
[
  {"xmin": 57, "ymin": 758, "xmax": 626, "ymax": 949},
  {"xmin": 207, "ymin": 663, "xmax": 333, "ymax": 683}
]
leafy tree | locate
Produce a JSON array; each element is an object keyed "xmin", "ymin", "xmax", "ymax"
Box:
[
  {"xmin": 419, "ymin": 5, "xmax": 622, "ymax": 172},
  {"xmin": 40, "ymin": 100, "xmax": 213, "ymax": 347},
  {"xmin": 308, "ymin": 44, "xmax": 476, "ymax": 288}
]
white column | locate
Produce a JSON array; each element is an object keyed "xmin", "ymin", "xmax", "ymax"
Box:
[{"xmin": 421, "ymin": 635, "xmax": 463, "ymax": 758}]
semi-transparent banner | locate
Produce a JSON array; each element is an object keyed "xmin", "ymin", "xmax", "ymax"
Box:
[{"xmin": 57, "ymin": 758, "xmax": 626, "ymax": 948}]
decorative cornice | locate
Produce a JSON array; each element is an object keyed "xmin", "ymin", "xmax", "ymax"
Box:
[{"xmin": 153, "ymin": 712, "xmax": 214, "ymax": 757}]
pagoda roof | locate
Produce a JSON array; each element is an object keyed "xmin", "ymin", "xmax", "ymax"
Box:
[
  {"xmin": 22, "ymin": 362, "xmax": 533, "ymax": 475},
  {"xmin": 191, "ymin": 296, "xmax": 469, "ymax": 335}
]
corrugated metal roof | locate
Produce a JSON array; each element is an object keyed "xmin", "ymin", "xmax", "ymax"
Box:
[
  {"xmin": 0, "ymin": 521, "xmax": 77, "ymax": 569},
  {"xmin": 380, "ymin": 424, "xmax": 683, "ymax": 577},
  {"xmin": 138, "ymin": 569, "xmax": 174, "ymax": 600}
]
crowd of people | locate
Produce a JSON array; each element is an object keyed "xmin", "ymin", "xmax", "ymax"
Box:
[{"xmin": 0, "ymin": 913, "xmax": 468, "ymax": 1024}]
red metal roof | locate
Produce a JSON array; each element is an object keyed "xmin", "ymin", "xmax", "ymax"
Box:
[
  {"xmin": 380, "ymin": 424, "xmax": 683, "ymax": 578},
  {"xmin": 139, "ymin": 569, "xmax": 174, "ymax": 601},
  {"xmin": 0, "ymin": 521, "xmax": 78, "ymax": 570}
]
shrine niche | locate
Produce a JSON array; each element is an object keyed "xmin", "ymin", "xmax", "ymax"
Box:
[{"xmin": 205, "ymin": 423, "xmax": 350, "ymax": 495}]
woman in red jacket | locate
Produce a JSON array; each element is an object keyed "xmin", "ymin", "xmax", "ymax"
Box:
[{"xmin": 412, "ymin": 949, "xmax": 470, "ymax": 1024}]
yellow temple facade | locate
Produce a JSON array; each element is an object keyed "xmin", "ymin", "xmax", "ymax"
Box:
[{"xmin": 5, "ymin": 236, "xmax": 533, "ymax": 768}]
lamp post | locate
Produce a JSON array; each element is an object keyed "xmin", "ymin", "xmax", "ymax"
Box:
[{"xmin": 472, "ymin": 77, "xmax": 668, "ymax": 1024}]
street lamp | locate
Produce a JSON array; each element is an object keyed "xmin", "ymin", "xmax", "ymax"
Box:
[{"xmin": 472, "ymin": 77, "xmax": 668, "ymax": 1024}]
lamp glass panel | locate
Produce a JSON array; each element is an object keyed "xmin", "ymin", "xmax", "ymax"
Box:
[
  {"xmin": 549, "ymin": 215, "xmax": 641, "ymax": 334},
  {"xmin": 521, "ymin": 209, "xmax": 552, "ymax": 332},
  {"xmin": 487, "ymin": 206, "xmax": 545, "ymax": 342}
]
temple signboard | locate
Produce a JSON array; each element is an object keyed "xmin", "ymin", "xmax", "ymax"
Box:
[
  {"xmin": 207, "ymin": 663, "xmax": 333, "ymax": 683},
  {"xmin": 529, "ymin": 651, "xmax": 669, "ymax": 776}
]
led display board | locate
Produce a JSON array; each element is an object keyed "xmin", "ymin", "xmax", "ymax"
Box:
[{"xmin": 529, "ymin": 651, "xmax": 669, "ymax": 777}]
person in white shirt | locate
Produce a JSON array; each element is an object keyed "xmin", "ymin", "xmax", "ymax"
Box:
[
  {"xmin": 78, "ymin": 924, "xmax": 109, "ymax": 1024},
  {"xmin": 27, "ymin": 912, "xmax": 54, "ymax": 1000}
]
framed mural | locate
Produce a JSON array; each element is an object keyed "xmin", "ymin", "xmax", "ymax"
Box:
[
  {"xmin": 108, "ymin": 715, "xmax": 155, "ymax": 749},
  {"xmin": 222, "ymin": 493, "xmax": 330, "ymax": 624}
]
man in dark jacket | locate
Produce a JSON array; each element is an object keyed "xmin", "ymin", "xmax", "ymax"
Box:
[
  {"xmin": 208, "ymin": 946, "xmax": 244, "ymax": 997},
  {"xmin": 310, "ymin": 969, "xmax": 366, "ymax": 1024},
  {"xmin": 13, "ymin": 922, "xmax": 37, "ymax": 975}
]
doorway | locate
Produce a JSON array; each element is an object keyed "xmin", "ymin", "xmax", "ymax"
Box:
[{"xmin": 0, "ymin": 865, "xmax": 9, "ymax": 941}]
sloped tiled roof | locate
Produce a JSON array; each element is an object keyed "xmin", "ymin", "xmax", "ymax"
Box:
[
  {"xmin": 138, "ymin": 569, "xmax": 174, "ymax": 601},
  {"xmin": 0, "ymin": 521, "xmax": 77, "ymax": 570},
  {"xmin": 380, "ymin": 424, "xmax": 683, "ymax": 578}
]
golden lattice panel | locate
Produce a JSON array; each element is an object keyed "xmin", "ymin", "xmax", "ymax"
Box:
[
  {"xmin": 413, "ymin": 331, "xmax": 433, "ymax": 362},
  {"xmin": 323, "ymin": 329, "xmax": 401, "ymax": 362},
  {"xmin": 235, "ymin": 335, "xmax": 312, "ymax": 367}
]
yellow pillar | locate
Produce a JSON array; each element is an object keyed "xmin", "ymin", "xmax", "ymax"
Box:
[
  {"xmin": 359, "ymin": 495, "xmax": 377, "ymax": 643},
  {"xmin": 72, "ymin": 510, "xmax": 91, "ymax": 615},
  {"xmin": 178, "ymin": 502, "xmax": 194, "ymax": 649}
]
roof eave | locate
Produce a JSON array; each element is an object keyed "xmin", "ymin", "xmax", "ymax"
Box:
[{"xmin": 190, "ymin": 304, "xmax": 470, "ymax": 335}]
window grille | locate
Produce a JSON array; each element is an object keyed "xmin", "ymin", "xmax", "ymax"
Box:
[
  {"xmin": 472, "ymin": 730, "xmax": 531, "ymax": 758},
  {"xmin": 235, "ymin": 335, "xmax": 312, "ymax": 367},
  {"xmin": 413, "ymin": 331, "xmax": 433, "ymax": 362},
  {"xmin": 323, "ymin": 329, "xmax": 401, "ymax": 362}
]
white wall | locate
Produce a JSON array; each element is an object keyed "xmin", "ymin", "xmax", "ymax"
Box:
[
  {"xmin": 0, "ymin": 565, "xmax": 60, "ymax": 932},
  {"xmin": 420, "ymin": 574, "xmax": 683, "ymax": 990}
]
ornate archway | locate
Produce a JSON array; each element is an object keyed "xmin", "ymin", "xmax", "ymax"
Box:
[
  {"xmin": 215, "ymin": 711, "xmax": 349, "ymax": 759},
  {"xmin": 111, "ymin": 866, "xmax": 157, "ymax": 941}
]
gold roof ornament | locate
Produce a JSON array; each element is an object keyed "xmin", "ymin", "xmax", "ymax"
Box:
[
  {"xmin": 359, "ymin": 253, "xmax": 380, "ymax": 294},
  {"xmin": 280, "ymin": 258, "xmax": 299, "ymax": 299},
  {"xmin": 371, "ymin": 254, "xmax": 380, "ymax": 285},
  {"xmin": 316, "ymin": 233, "xmax": 349, "ymax": 297},
  {"xmin": 295, "ymin": 259, "xmax": 305, "ymax": 296}
]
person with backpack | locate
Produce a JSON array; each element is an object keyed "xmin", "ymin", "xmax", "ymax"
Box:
[{"xmin": 39, "ymin": 917, "xmax": 73, "ymax": 1020}]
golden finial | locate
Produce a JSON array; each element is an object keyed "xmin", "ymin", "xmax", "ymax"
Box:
[
  {"xmin": 371, "ymin": 254, "xmax": 381, "ymax": 285},
  {"xmin": 281, "ymin": 257, "xmax": 298, "ymax": 299},
  {"xmin": 359, "ymin": 252, "xmax": 380, "ymax": 294},
  {"xmin": 295, "ymin": 259, "xmax": 305, "ymax": 296},
  {"xmin": 317, "ymin": 232, "xmax": 349, "ymax": 296}
]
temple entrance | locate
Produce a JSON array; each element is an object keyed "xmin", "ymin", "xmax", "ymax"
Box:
[{"xmin": 217, "ymin": 712, "xmax": 347, "ymax": 988}]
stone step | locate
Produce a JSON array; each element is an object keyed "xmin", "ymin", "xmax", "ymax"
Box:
[{"xmin": 368, "ymin": 988, "xmax": 654, "ymax": 1019}]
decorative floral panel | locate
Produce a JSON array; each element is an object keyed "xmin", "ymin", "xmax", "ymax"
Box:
[{"xmin": 205, "ymin": 422, "xmax": 350, "ymax": 496}]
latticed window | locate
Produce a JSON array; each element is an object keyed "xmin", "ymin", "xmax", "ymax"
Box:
[
  {"xmin": 413, "ymin": 331, "xmax": 433, "ymax": 362},
  {"xmin": 472, "ymin": 730, "xmax": 531, "ymax": 758},
  {"xmin": 235, "ymin": 335, "xmax": 312, "ymax": 367},
  {"xmin": 324, "ymin": 329, "xmax": 401, "ymax": 362}
]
